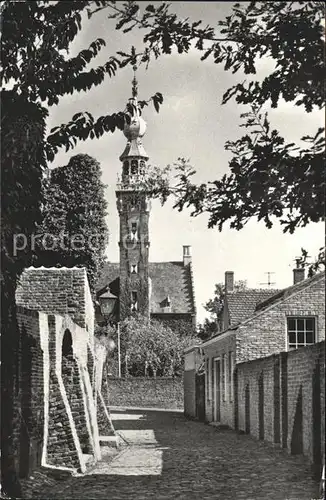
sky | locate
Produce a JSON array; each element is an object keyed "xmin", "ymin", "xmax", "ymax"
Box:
[{"xmin": 47, "ymin": 2, "xmax": 324, "ymax": 323}]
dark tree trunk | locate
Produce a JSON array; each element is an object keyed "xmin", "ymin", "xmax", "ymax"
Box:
[{"xmin": 1, "ymin": 280, "xmax": 22, "ymax": 498}]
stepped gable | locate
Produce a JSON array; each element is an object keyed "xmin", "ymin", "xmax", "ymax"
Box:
[{"xmin": 97, "ymin": 261, "xmax": 196, "ymax": 315}]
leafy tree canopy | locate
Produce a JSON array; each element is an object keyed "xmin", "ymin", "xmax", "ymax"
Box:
[
  {"xmin": 0, "ymin": 0, "xmax": 164, "ymax": 162},
  {"xmin": 199, "ymin": 280, "xmax": 247, "ymax": 337},
  {"xmin": 86, "ymin": 1, "xmax": 325, "ymax": 235},
  {"xmin": 119, "ymin": 314, "xmax": 199, "ymax": 377},
  {"xmin": 36, "ymin": 154, "xmax": 109, "ymax": 292},
  {"xmin": 204, "ymin": 280, "xmax": 247, "ymax": 319},
  {"xmin": 297, "ymin": 246, "xmax": 325, "ymax": 278}
]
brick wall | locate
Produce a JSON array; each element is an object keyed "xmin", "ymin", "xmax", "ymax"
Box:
[
  {"xmin": 16, "ymin": 267, "xmax": 91, "ymax": 330},
  {"xmin": 13, "ymin": 268, "xmax": 100, "ymax": 477},
  {"xmin": 14, "ymin": 307, "xmax": 44, "ymax": 478},
  {"xmin": 46, "ymin": 316, "xmax": 80, "ymax": 469},
  {"xmin": 236, "ymin": 354, "xmax": 276, "ymax": 442},
  {"xmin": 204, "ymin": 334, "xmax": 236, "ymax": 427},
  {"xmin": 286, "ymin": 343, "xmax": 325, "ymax": 465},
  {"xmin": 237, "ymin": 277, "xmax": 325, "ymax": 363},
  {"xmin": 107, "ymin": 377, "xmax": 184, "ymax": 409},
  {"xmin": 236, "ymin": 341, "xmax": 325, "ymax": 467},
  {"xmin": 62, "ymin": 355, "xmax": 90, "ymax": 453}
]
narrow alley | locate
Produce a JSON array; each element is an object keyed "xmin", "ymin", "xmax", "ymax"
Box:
[{"xmin": 43, "ymin": 409, "xmax": 319, "ymax": 500}]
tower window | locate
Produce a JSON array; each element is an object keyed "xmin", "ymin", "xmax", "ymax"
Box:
[
  {"xmin": 130, "ymin": 263, "xmax": 138, "ymax": 274},
  {"xmin": 130, "ymin": 221, "xmax": 138, "ymax": 241},
  {"xmin": 123, "ymin": 161, "xmax": 129, "ymax": 176},
  {"xmin": 131, "ymin": 159, "xmax": 138, "ymax": 175},
  {"xmin": 139, "ymin": 160, "xmax": 145, "ymax": 175},
  {"xmin": 131, "ymin": 291, "xmax": 138, "ymax": 312}
]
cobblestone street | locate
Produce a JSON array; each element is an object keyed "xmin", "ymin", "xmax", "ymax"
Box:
[{"xmin": 44, "ymin": 409, "xmax": 319, "ymax": 500}]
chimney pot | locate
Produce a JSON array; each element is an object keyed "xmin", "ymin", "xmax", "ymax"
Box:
[
  {"xmin": 183, "ymin": 245, "xmax": 192, "ymax": 266},
  {"xmin": 293, "ymin": 267, "xmax": 305, "ymax": 285},
  {"xmin": 225, "ymin": 271, "xmax": 234, "ymax": 293}
]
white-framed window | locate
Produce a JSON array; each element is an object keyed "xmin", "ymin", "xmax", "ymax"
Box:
[
  {"xmin": 228, "ymin": 351, "xmax": 234, "ymax": 402},
  {"xmin": 287, "ymin": 316, "xmax": 316, "ymax": 350}
]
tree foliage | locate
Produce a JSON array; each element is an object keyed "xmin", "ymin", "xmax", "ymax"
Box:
[
  {"xmin": 36, "ymin": 154, "xmax": 109, "ymax": 292},
  {"xmin": 94, "ymin": 1, "xmax": 325, "ymax": 234},
  {"xmin": 1, "ymin": 90, "xmax": 47, "ymax": 291},
  {"xmin": 0, "ymin": 1, "xmax": 163, "ymax": 494},
  {"xmin": 297, "ymin": 246, "xmax": 325, "ymax": 278},
  {"xmin": 119, "ymin": 314, "xmax": 198, "ymax": 377},
  {"xmin": 1, "ymin": 1, "xmax": 164, "ymax": 161},
  {"xmin": 199, "ymin": 280, "xmax": 247, "ymax": 337},
  {"xmin": 204, "ymin": 280, "xmax": 247, "ymax": 318}
]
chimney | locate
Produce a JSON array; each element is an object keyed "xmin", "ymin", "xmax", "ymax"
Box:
[
  {"xmin": 183, "ymin": 245, "xmax": 192, "ymax": 266},
  {"xmin": 293, "ymin": 259, "xmax": 305, "ymax": 285},
  {"xmin": 225, "ymin": 271, "xmax": 234, "ymax": 293}
]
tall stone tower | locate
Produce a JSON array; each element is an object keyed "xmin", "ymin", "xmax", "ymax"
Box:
[{"xmin": 116, "ymin": 68, "xmax": 151, "ymax": 320}]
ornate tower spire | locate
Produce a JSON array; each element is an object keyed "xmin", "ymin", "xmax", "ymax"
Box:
[
  {"xmin": 116, "ymin": 67, "xmax": 151, "ymax": 321},
  {"xmin": 119, "ymin": 66, "xmax": 149, "ymax": 184}
]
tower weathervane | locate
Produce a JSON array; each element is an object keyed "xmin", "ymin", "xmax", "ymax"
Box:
[{"xmin": 132, "ymin": 64, "xmax": 138, "ymax": 98}]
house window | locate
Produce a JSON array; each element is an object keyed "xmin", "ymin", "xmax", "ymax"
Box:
[
  {"xmin": 222, "ymin": 354, "xmax": 227, "ymax": 402},
  {"xmin": 228, "ymin": 351, "xmax": 234, "ymax": 402},
  {"xmin": 287, "ymin": 317, "xmax": 316, "ymax": 350}
]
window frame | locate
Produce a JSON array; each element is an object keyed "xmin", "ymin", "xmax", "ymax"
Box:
[
  {"xmin": 286, "ymin": 316, "xmax": 317, "ymax": 351},
  {"xmin": 208, "ymin": 357, "xmax": 212, "ymax": 401},
  {"xmin": 222, "ymin": 353, "xmax": 227, "ymax": 402},
  {"xmin": 228, "ymin": 351, "xmax": 234, "ymax": 403}
]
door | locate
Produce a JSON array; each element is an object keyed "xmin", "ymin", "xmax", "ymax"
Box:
[
  {"xmin": 213, "ymin": 358, "xmax": 221, "ymax": 422},
  {"xmin": 195, "ymin": 373, "xmax": 205, "ymax": 421}
]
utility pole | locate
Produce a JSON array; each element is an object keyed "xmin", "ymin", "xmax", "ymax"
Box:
[{"xmin": 117, "ymin": 322, "xmax": 121, "ymax": 378}]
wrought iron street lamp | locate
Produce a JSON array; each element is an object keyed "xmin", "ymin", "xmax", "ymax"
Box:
[{"xmin": 98, "ymin": 290, "xmax": 121, "ymax": 378}]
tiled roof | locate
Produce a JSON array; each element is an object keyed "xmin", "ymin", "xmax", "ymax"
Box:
[
  {"xmin": 97, "ymin": 263, "xmax": 119, "ymax": 293},
  {"xmin": 97, "ymin": 261, "xmax": 195, "ymax": 315},
  {"xmin": 255, "ymin": 271, "xmax": 325, "ymax": 312},
  {"xmin": 227, "ymin": 288, "xmax": 283, "ymax": 327}
]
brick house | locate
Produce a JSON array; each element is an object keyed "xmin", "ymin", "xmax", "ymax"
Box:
[
  {"xmin": 201, "ymin": 269, "xmax": 325, "ymax": 428},
  {"xmin": 14, "ymin": 266, "xmax": 114, "ymax": 477},
  {"xmin": 97, "ymin": 246, "xmax": 196, "ymax": 331}
]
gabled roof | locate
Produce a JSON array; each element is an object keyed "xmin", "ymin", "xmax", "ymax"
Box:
[
  {"xmin": 204, "ymin": 271, "xmax": 325, "ymax": 346},
  {"xmin": 97, "ymin": 261, "xmax": 196, "ymax": 315},
  {"xmin": 15, "ymin": 266, "xmax": 91, "ymax": 329},
  {"xmin": 255, "ymin": 270, "xmax": 325, "ymax": 312},
  {"xmin": 227, "ymin": 288, "xmax": 283, "ymax": 327}
]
